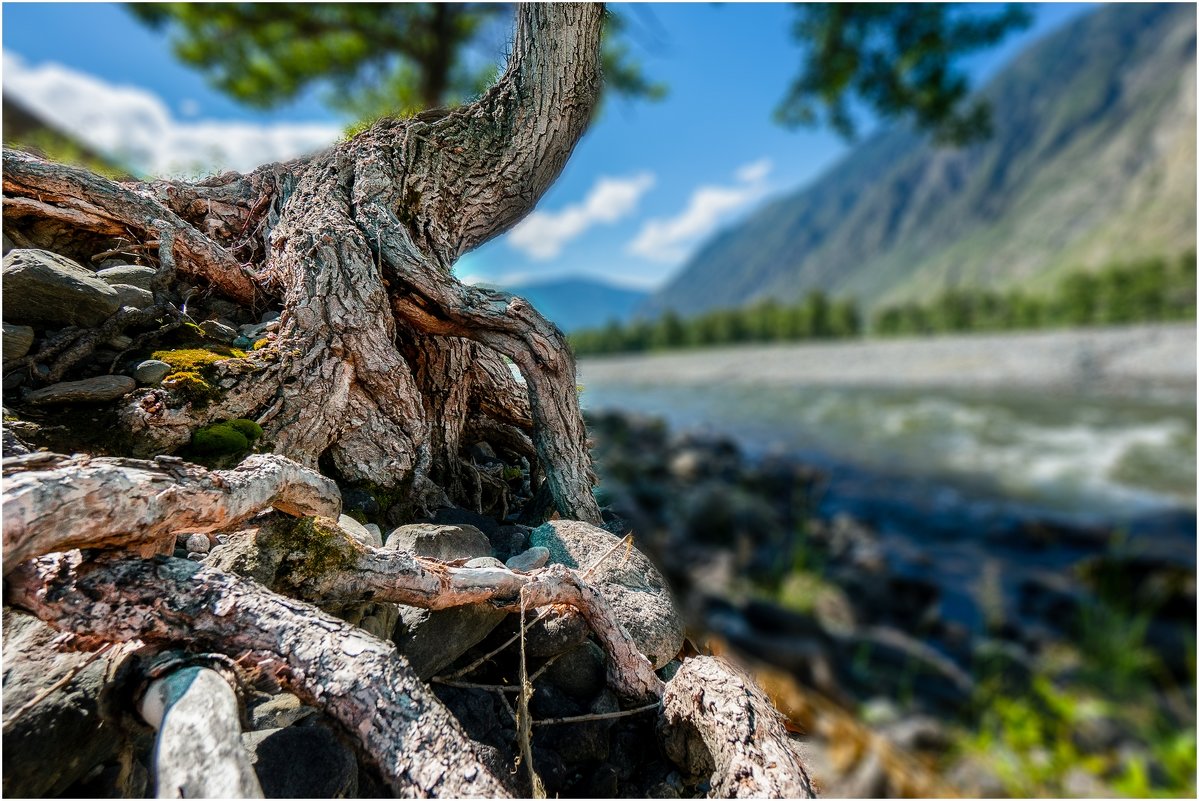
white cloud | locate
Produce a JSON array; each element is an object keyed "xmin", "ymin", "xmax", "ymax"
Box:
[
  {"xmin": 628, "ymin": 158, "xmax": 773, "ymax": 264},
  {"xmin": 2, "ymin": 52, "xmax": 341, "ymax": 177},
  {"xmin": 508, "ymin": 172, "xmax": 655, "ymax": 260},
  {"xmin": 736, "ymin": 157, "xmax": 773, "ymax": 184}
]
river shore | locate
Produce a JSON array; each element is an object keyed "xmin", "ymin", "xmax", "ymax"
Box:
[{"xmin": 578, "ymin": 323, "xmax": 1197, "ymax": 402}]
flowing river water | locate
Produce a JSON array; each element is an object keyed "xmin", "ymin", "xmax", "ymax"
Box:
[{"xmin": 577, "ymin": 327, "xmax": 1197, "ymax": 581}]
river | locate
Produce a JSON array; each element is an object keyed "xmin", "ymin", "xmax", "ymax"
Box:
[{"xmin": 577, "ymin": 325, "xmax": 1196, "ymax": 565}]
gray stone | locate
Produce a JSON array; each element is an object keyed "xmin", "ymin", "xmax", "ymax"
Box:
[
  {"xmin": 260, "ymin": 310, "xmax": 281, "ymax": 323},
  {"xmin": 2, "ymin": 323, "xmax": 34, "ymax": 361},
  {"xmin": 96, "ymin": 264, "xmax": 156, "ymax": 290},
  {"xmin": 242, "ymin": 723, "xmax": 358, "ymax": 798},
  {"xmin": 384, "ymin": 522, "xmax": 503, "ymax": 676},
  {"xmin": 249, "ymin": 693, "xmax": 314, "ymax": 731},
  {"xmin": 525, "ymin": 608, "xmax": 591, "ymax": 659},
  {"xmin": 545, "ymin": 640, "xmax": 607, "ymax": 700},
  {"xmin": 3, "ymin": 371, "xmax": 25, "ymax": 391},
  {"xmin": 364, "ymin": 522, "xmax": 383, "ymax": 543},
  {"xmin": 107, "ymin": 334, "xmax": 133, "ymax": 350},
  {"xmin": 24, "ymin": 374, "xmax": 136, "ymax": 405},
  {"xmin": 185, "ymin": 533, "xmax": 211, "ymax": 555},
  {"xmin": 393, "ymin": 604, "xmax": 507, "ymax": 680},
  {"xmin": 2, "ymin": 232, "xmax": 14, "ymax": 256},
  {"xmin": 338, "ymin": 514, "xmax": 381, "ymax": 548},
  {"xmin": 2, "ymin": 608, "xmax": 129, "ymax": 797},
  {"xmin": 110, "ymin": 283, "xmax": 154, "ymax": 310},
  {"xmin": 200, "ymin": 319, "xmax": 237, "ymax": 344},
  {"xmin": 465, "ymin": 556, "xmax": 506, "ymax": 569},
  {"xmin": 134, "ymin": 359, "xmax": 173, "ymax": 385},
  {"xmin": 385, "ymin": 523, "xmax": 492, "ymax": 561},
  {"xmin": 531, "ymin": 520, "xmax": 684, "ymax": 669},
  {"xmin": 2, "ymin": 249, "xmax": 121, "ymax": 327},
  {"xmin": 506, "ymin": 545, "xmax": 550, "ymax": 572}
]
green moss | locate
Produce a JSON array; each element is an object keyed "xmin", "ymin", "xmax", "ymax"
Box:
[
  {"xmin": 161, "ymin": 371, "xmax": 221, "ymax": 405},
  {"xmin": 152, "ymin": 346, "xmax": 246, "ymax": 372},
  {"xmin": 225, "ymin": 418, "xmax": 264, "ymax": 442},
  {"xmin": 277, "ymin": 516, "xmax": 363, "ymax": 586},
  {"xmin": 190, "ymin": 422, "xmax": 249, "ymax": 455}
]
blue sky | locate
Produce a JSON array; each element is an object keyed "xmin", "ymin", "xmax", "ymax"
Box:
[{"xmin": 3, "ymin": 2, "xmax": 1092, "ymax": 290}]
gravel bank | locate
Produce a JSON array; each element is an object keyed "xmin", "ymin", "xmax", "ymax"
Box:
[{"xmin": 578, "ymin": 323, "xmax": 1196, "ymax": 401}]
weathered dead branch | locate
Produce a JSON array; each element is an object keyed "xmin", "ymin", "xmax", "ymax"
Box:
[{"xmin": 2, "ymin": 452, "xmax": 340, "ymax": 567}]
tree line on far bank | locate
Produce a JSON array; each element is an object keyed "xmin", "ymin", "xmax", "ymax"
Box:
[{"xmin": 568, "ymin": 251, "xmax": 1197, "ymax": 356}]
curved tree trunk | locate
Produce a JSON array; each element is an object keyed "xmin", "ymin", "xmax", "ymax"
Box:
[{"xmin": 1, "ymin": 3, "xmax": 603, "ymax": 525}]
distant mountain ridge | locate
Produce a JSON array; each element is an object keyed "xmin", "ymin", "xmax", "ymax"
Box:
[
  {"xmin": 644, "ymin": 3, "xmax": 1197, "ymax": 318},
  {"xmin": 497, "ymin": 277, "xmax": 647, "ymax": 333}
]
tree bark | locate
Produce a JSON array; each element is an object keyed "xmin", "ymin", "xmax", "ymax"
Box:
[
  {"xmin": 7, "ymin": 552, "xmax": 512, "ymax": 798},
  {"xmin": 2, "ymin": 452, "xmax": 340, "ymax": 568},
  {"xmin": 1, "ymin": 3, "xmax": 604, "ymax": 525},
  {"xmin": 660, "ymin": 656, "xmax": 817, "ymax": 799}
]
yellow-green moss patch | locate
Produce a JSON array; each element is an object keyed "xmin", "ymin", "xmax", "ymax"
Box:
[
  {"xmin": 161, "ymin": 370, "xmax": 221, "ymax": 405},
  {"xmin": 276, "ymin": 516, "xmax": 363, "ymax": 586},
  {"xmin": 152, "ymin": 346, "xmax": 247, "ymax": 372}
]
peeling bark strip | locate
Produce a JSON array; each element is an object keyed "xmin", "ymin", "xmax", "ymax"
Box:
[
  {"xmin": 660, "ymin": 656, "xmax": 817, "ymax": 799},
  {"xmin": 2, "ymin": 4, "xmax": 604, "ymax": 524},
  {"xmin": 2, "ymin": 452, "xmax": 340, "ymax": 567},
  {"xmin": 7, "ymin": 553, "xmax": 509, "ymax": 798},
  {"xmin": 138, "ymin": 666, "xmax": 264, "ymax": 799}
]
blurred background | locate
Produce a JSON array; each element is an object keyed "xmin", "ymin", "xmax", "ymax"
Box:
[{"xmin": 4, "ymin": 2, "xmax": 1195, "ymax": 796}]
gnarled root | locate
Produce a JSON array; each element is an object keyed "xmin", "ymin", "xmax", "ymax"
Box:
[
  {"xmin": 659, "ymin": 655, "xmax": 817, "ymax": 798},
  {"xmin": 6, "ymin": 553, "xmax": 510, "ymax": 798},
  {"xmin": 2, "ymin": 452, "xmax": 341, "ymax": 567}
]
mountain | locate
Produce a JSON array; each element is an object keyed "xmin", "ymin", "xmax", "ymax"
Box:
[
  {"xmin": 645, "ymin": 3, "xmax": 1197, "ymax": 317},
  {"xmin": 501, "ymin": 277, "xmax": 648, "ymax": 333}
]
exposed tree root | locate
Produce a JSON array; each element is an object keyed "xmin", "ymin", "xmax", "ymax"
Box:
[
  {"xmin": 2, "ymin": 452, "xmax": 341, "ymax": 567},
  {"xmin": 659, "ymin": 656, "xmax": 817, "ymax": 798},
  {"xmin": 6, "ymin": 552, "xmax": 510, "ymax": 798}
]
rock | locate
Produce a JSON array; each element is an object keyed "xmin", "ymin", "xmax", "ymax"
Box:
[
  {"xmin": 232, "ymin": 335, "xmax": 252, "ymax": 349},
  {"xmin": 506, "ymin": 546, "xmax": 550, "ymax": 572},
  {"xmin": 2, "ymin": 232, "xmax": 13, "ymax": 255},
  {"xmin": 3, "ymin": 371, "xmax": 25, "ymax": 391},
  {"xmin": 545, "ymin": 640, "xmax": 607, "ymax": 700},
  {"xmin": 338, "ymin": 514, "xmax": 381, "ymax": 548},
  {"xmin": 261, "ymin": 310, "xmax": 281, "ymax": 323},
  {"xmin": 242, "ymin": 723, "xmax": 358, "ymax": 798},
  {"xmin": 2, "ymin": 608, "xmax": 129, "ymax": 797},
  {"xmin": 2, "ymin": 323, "xmax": 34, "ymax": 361},
  {"xmin": 109, "ymin": 283, "xmax": 153, "ymax": 310},
  {"xmin": 465, "ymin": 556, "xmax": 506, "ymax": 569},
  {"xmin": 656, "ymin": 659, "xmax": 683, "ymax": 683},
  {"xmin": 95, "ymin": 264, "xmax": 156, "ymax": 290},
  {"xmin": 492, "ymin": 524, "xmax": 530, "ymax": 561},
  {"xmin": 199, "ymin": 319, "xmax": 237, "ymax": 344},
  {"xmin": 392, "ymin": 604, "xmax": 506, "ymax": 680},
  {"xmin": 24, "ymin": 375, "xmax": 136, "ymax": 405},
  {"xmin": 364, "ymin": 523, "xmax": 383, "ymax": 543},
  {"xmin": 133, "ymin": 359, "xmax": 172, "ymax": 385},
  {"xmin": 525, "ymin": 608, "xmax": 591, "ymax": 659},
  {"xmin": 249, "ymin": 693, "xmax": 315, "ymax": 731},
  {"xmin": 2, "ymin": 249, "xmax": 122, "ymax": 327},
  {"xmin": 184, "ymin": 533, "xmax": 211, "ymax": 555},
  {"xmin": 107, "ymin": 334, "xmax": 133, "ymax": 350},
  {"xmin": 385, "ymin": 523, "xmax": 491, "ymax": 560},
  {"xmin": 531, "ymin": 520, "xmax": 685, "ymax": 669},
  {"xmin": 882, "ymin": 715, "xmax": 951, "ymax": 753}
]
